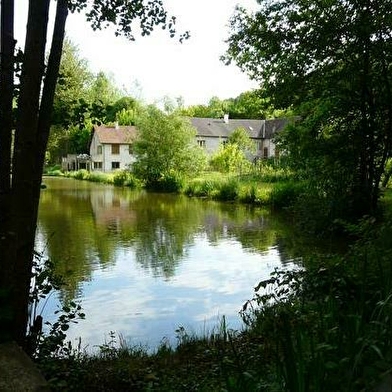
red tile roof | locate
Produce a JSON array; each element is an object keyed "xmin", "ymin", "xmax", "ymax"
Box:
[{"xmin": 93, "ymin": 125, "xmax": 137, "ymax": 144}]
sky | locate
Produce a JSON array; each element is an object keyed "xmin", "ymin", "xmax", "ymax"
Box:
[{"xmin": 14, "ymin": 0, "xmax": 259, "ymax": 106}]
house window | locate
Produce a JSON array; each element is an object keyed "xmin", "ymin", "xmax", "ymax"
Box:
[
  {"xmin": 97, "ymin": 145, "xmax": 102, "ymax": 155},
  {"xmin": 94, "ymin": 162, "xmax": 102, "ymax": 170},
  {"xmin": 263, "ymin": 147, "xmax": 269, "ymax": 158},
  {"xmin": 111, "ymin": 144, "xmax": 120, "ymax": 154},
  {"xmin": 112, "ymin": 161, "xmax": 120, "ymax": 169},
  {"xmin": 197, "ymin": 140, "xmax": 206, "ymax": 148}
]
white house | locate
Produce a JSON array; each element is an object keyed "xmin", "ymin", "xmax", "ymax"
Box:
[
  {"xmin": 189, "ymin": 116, "xmax": 290, "ymax": 160},
  {"xmin": 63, "ymin": 117, "xmax": 291, "ymax": 173},
  {"xmin": 89, "ymin": 124, "xmax": 137, "ymax": 172}
]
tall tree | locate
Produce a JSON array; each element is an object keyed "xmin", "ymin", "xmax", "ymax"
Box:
[
  {"xmin": 224, "ymin": 0, "xmax": 392, "ymax": 220},
  {"xmin": 133, "ymin": 106, "xmax": 207, "ymax": 187},
  {"xmin": 0, "ymin": 0, "xmax": 188, "ymax": 347},
  {"xmin": 106, "ymin": 96, "xmax": 141, "ymax": 124},
  {"xmin": 87, "ymin": 71, "xmax": 122, "ymax": 106},
  {"xmin": 0, "ymin": 0, "xmax": 16, "ymax": 344},
  {"xmin": 47, "ymin": 38, "xmax": 93, "ymax": 162},
  {"xmin": 52, "ymin": 38, "xmax": 92, "ymax": 126}
]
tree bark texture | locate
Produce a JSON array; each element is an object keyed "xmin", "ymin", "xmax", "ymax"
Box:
[
  {"xmin": 0, "ymin": 0, "xmax": 16, "ymax": 343},
  {"xmin": 8, "ymin": 0, "xmax": 51, "ymax": 346}
]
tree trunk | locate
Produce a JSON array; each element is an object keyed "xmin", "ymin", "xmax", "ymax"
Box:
[
  {"xmin": 36, "ymin": 0, "xmax": 68, "ymax": 175},
  {"xmin": 9, "ymin": 0, "xmax": 51, "ymax": 346},
  {"xmin": 0, "ymin": 0, "xmax": 16, "ymax": 343}
]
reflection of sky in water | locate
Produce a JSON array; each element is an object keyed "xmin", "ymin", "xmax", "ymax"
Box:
[
  {"xmin": 36, "ymin": 178, "xmax": 300, "ymax": 353},
  {"xmin": 41, "ymin": 235, "xmax": 292, "ymax": 352}
]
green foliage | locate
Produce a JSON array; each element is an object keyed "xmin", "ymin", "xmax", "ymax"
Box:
[
  {"xmin": 210, "ymin": 143, "xmax": 249, "ymax": 173},
  {"xmin": 209, "ymin": 127, "xmax": 257, "ymax": 174},
  {"xmin": 51, "ymin": 38, "xmax": 93, "ymax": 128},
  {"xmin": 239, "ymin": 218, "xmax": 392, "ymax": 390},
  {"xmin": 87, "ymin": 71, "xmax": 122, "ymax": 107},
  {"xmin": 86, "ymin": 171, "xmax": 109, "ymax": 183},
  {"xmin": 112, "ymin": 170, "xmax": 142, "ymax": 189},
  {"xmin": 67, "ymin": 125, "xmax": 91, "ymax": 154},
  {"xmin": 269, "ymin": 182, "xmax": 304, "ymax": 210},
  {"xmin": 44, "ymin": 165, "xmax": 63, "ymax": 177},
  {"xmin": 216, "ymin": 178, "xmax": 239, "ymax": 201},
  {"xmin": 68, "ymin": 0, "xmax": 190, "ymax": 43},
  {"xmin": 228, "ymin": 127, "xmax": 255, "ymax": 154},
  {"xmin": 64, "ymin": 169, "xmax": 142, "ymax": 189},
  {"xmin": 178, "ymin": 89, "xmax": 290, "ymax": 119},
  {"xmin": 226, "ymin": 90, "xmax": 267, "ymax": 119},
  {"xmin": 69, "ymin": 169, "xmax": 90, "ymax": 180},
  {"xmin": 184, "ymin": 179, "xmax": 216, "ymax": 198},
  {"xmin": 112, "ymin": 170, "xmax": 131, "ymax": 186},
  {"xmin": 225, "ymin": 0, "xmax": 392, "ymax": 222},
  {"xmin": 151, "ymin": 170, "xmax": 185, "ymax": 193},
  {"xmin": 27, "ymin": 251, "xmax": 85, "ymax": 359},
  {"xmin": 132, "ymin": 106, "xmax": 207, "ymax": 187},
  {"xmin": 106, "ymin": 96, "xmax": 141, "ymax": 124}
]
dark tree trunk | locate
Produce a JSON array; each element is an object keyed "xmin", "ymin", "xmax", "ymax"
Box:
[
  {"xmin": 36, "ymin": 0, "xmax": 68, "ymax": 175},
  {"xmin": 9, "ymin": 0, "xmax": 51, "ymax": 346},
  {"xmin": 0, "ymin": 0, "xmax": 15, "ymax": 343},
  {"xmin": 3, "ymin": 0, "xmax": 69, "ymax": 347}
]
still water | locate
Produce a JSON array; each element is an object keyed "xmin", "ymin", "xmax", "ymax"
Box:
[{"xmin": 36, "ymin": 177, "xmax": 300, "ymax": 351}]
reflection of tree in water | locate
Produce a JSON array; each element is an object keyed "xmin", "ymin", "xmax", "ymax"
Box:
[
  {"xmin": 131, "ymin": 194, "xmax": 201, "ymax": 280},
  {"xmin": 37, "ymin": 178, "xmax": 122, "ymax": 300},
  {"xmin": 37, "ymin": 178, "xmax": 304, "ymax": 297},
  {"xmin": 134, "ymin": 223, "xmax": 191, "ymax": 279},
  {"xmin": 130, "ymin": 195, "xmax": 289, "ymax": 279}
]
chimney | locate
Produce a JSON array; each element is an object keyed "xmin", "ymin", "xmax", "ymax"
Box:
[
  {"xmin": 223, "ymin": 114, "xmax": 229, "ymax": 124},
  {"xmin": 114, "ymin": 121, "xmax": 119, "ymax": 130}
]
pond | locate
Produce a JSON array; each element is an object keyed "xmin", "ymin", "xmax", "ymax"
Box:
[{"xmin": 36, "ymin": 177, "xmax": 301, "ymax": 351}]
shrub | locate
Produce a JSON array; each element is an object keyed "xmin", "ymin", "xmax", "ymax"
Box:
[
  {"xmin": 240, "ymin": 184, "xmax": 260, "ymax": 204},
  {"xmin": 45, "ymin": 169, "xmax": 64, "ymax": 177},
  {"xmin": 216, "ymin": 179, "xmax": 239, "ymax": 201},
  {"xmin": 112, "ymin": 170, "xmax": 131, "ymax": 186},
  {"xmin": 70, "ymin": 169, "xmax": 89, "ymax": 180},
  {"xmin": 88, "ymin": 172, "xmax": 108, "ymax": 183},
  {"xmin": 269, "ymin": 182, "xmax": 304, "ymax": 209},
  {"xmin": 147, "ymin": 171, "xmax": 185, "ymax": 193}
]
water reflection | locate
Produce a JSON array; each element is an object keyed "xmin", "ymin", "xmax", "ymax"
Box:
[{"xmin": 37, "ymin": 177, "xmax": 300, "ymax": 350}]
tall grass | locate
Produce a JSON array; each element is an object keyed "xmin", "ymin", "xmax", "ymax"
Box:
[
  {"xmin": 63, "ymin": 170, "xmax": 142, "ymax": 189},
  {"xmin": 239, "ymin": 218, "xmax": 392, "ymax": 391},
  {"xmin": 145, "ymin": 171, "xmax": 185, "ymax": 193}
]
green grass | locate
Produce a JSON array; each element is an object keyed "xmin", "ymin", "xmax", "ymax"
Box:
[
  {"xmin": 49, "ymin": 168, "xmax": 302, "ymax": 210},
  {"xmin": 184, "ymin": 171, "xmax": 300, "ymax": 208},
  {"xmin": 61, "ymin": 169, "xmax": 142, "ymax": 190}
]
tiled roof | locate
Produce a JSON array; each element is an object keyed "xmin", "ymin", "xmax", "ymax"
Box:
[
  {"xmin": 93, "ymin": 125, "xmax": 137, "ymax": 144},
  {"xmin": 189, "ymin": 117, "xmax": 264, "ymax": 138}
]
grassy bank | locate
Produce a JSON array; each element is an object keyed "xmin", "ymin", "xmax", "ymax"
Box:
[{"xmin": 44, "ymin": 166, "xmax": 303, "ymax": 210}]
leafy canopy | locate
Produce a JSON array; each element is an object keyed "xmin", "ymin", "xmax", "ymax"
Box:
[
  {"xmin": 210, "ymin": 127, "xmax": 254, "ymax": 173},
  {"xmin": 132, "ymin": 106, "xmax": 207, "ymax": 186},
  {"xmin": 68, "ymin": 0, "xmax": 190, "ymax": 42},
  {"xmin": 224, "ymin": 0, "xmax": 392, "ymax": 219}
]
